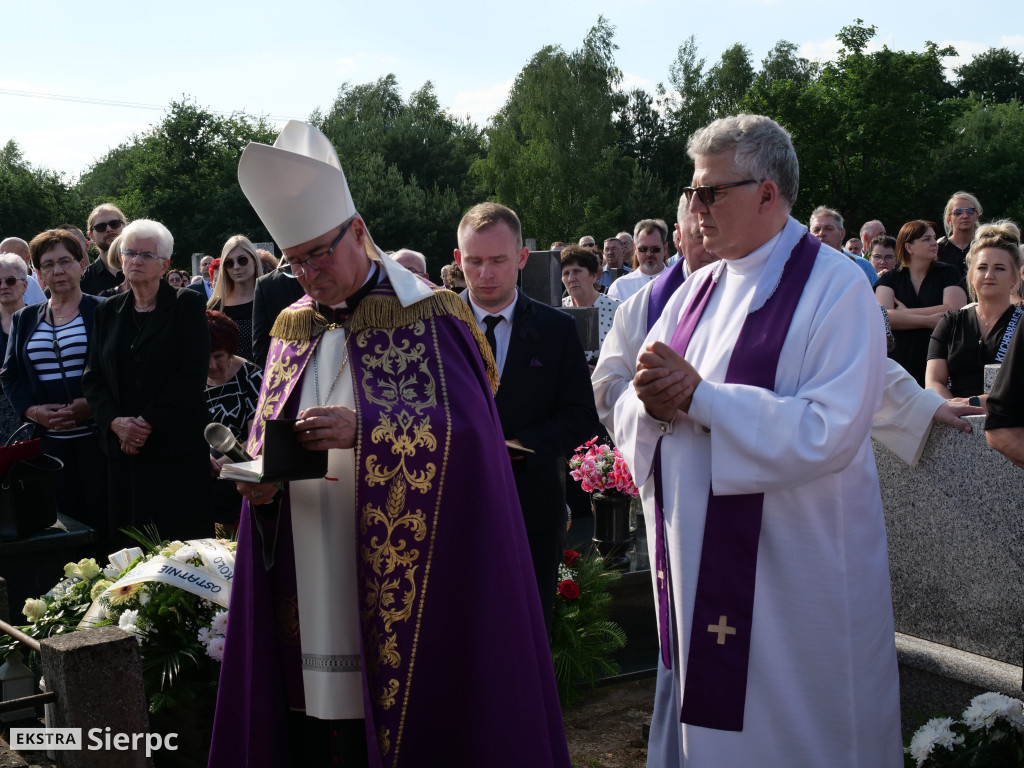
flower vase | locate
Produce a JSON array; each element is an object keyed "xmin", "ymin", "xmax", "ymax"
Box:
[{"xmin": 591, "ymin": 492, "xmax": 632, "ymax": 569}]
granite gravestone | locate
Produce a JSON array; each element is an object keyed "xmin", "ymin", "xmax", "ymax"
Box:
[{"xmin": 874, "ymin": 362, "xmax": 1024, "ymax": 730}]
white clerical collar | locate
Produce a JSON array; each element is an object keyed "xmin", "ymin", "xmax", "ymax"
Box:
[
  {"xmin": 467, "ymin": 289, "xmax": 517, "ymax": 326},
  {"xmin": 748, "ymin": 217, "xmax": 810, "ymax": 313},
  {"xmin": 724, "ymin": 231, "xmax": 782, "ymax": 277}
]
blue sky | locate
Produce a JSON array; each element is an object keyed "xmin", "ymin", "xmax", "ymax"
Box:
[{"xmin": 2, "ymin": 0, "xmax": 1021, "ymax": 177}]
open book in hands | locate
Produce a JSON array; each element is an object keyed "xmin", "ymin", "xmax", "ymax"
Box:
[{"xmin": 220, "ymin": 419, "xmax": 328, "ymax": 484}]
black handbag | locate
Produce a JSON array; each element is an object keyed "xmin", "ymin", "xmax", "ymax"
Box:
[{"xmin": 0, "ymin": 423, "xmax": 64, "ymax": 540}]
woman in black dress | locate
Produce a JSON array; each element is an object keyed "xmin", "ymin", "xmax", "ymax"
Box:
[
  {"xmin": 875, "ymin": 220, "xmax": 968, "ymax": 386},
  {"xmin": 207, "ymin": 235, "xmax": 260, "ymax": 363},
  {"xmin": 926, "ymin": 221, "xmax": 1022, "ymax": 408},
  {"xmin": 82, "ymin": 219, "xmax": 212, "ymax": 544}
]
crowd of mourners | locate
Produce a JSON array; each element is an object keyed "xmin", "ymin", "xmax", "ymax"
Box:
[
  {"xmin": 0, "ymin": 189, "xmax": 1021, "ymax": 552},
  {"xmin": 496, "ymin": 190, "xmax": 1024, "ymax": 407},
  {"xmin": 0, "ymin": 204, "xmax": 275, "ymax": 548}
]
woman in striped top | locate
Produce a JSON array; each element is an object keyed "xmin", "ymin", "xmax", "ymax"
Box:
[{"xmin": 0, "ymin": 229, "xmax": 109, "ymax": 537}]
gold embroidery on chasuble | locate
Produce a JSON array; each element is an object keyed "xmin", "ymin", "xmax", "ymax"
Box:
[
  {"xmin": 246, "ymin": 336, "xmax": 313, "ymax": 454},
  {"xmin": 352, "ymin": 309, "xmax": 451, "ymax": 763}
]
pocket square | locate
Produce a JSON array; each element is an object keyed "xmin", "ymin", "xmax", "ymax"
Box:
[{"xmin": 529, "ymin": 357, "xmax": 543, "ymax": 368}]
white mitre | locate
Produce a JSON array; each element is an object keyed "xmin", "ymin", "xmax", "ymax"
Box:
[{"xmin": 237, "ymin": 120, "xmax": 382, "ymax": 262}]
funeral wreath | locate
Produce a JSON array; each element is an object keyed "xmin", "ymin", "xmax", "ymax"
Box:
[{"xmin": 0, "ymin": 527, "xmax": 235, "ymax": 714}]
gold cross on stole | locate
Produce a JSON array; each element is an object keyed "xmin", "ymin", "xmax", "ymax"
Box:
[{"xmin": 707, "ymin": 615, "xmax": 736, "ymax": 645}]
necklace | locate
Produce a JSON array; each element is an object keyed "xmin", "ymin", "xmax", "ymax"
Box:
[
  {"xmin": 48, "ymin": 300, "xmax": 80, "ymax": 324},
  {"xmin": 313, "ymin": 336, "xmax": 350, "ymax": 406}
]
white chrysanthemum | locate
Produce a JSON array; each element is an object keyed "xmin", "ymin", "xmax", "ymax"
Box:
[
  {"xmin": 908, "ymin": 718, "xmax": 962, "ymax": 766},
  {"xmin": 197, "ymin": 627, "xmax": 211, "ymax": 645},
  {"xmin": 205, "ymin": 636, "xmax": 226, "ymax": 662},
  {"xmin": 117, "ymin": 609, "xmax": 145, "ymax": 644},
  {"xmin": 210, "ymin": 610, "xmax": 228, "ymax": 636},
  {"xmin": 171, "ymin": 545, "xmax": 198, "ymax": 563},
  {"xmin": 963, "ymin": 692, "xmax": 1024, "ymax": 731}
]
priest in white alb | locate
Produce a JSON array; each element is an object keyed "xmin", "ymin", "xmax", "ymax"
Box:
[{"xmin": 613, "ymin": 114, "xmax": 902, "ymax": 766}]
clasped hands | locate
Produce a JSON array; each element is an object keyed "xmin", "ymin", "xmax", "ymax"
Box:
[
  {"xmin": 111, "ymin": 416, "xmax": 152, "ymax": 455},
  {"xmin": 31, "ymin": 399, "xmax": 91, "ymax": 432},
  {"xmin": 634, "ymin": 342, "xmax": 702, "ymax": 423}
]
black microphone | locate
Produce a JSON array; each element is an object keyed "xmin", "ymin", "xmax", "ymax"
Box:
[{"xmin": 204, "ymin": 423, "xmax": 254, "ymax": 464}]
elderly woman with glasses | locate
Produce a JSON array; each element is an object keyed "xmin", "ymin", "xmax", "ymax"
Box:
[
  {"xmin": 82, "ymin": 219, "xmax": 212, "ymax": 544},
  {"xmin": 1, "ymin": 230, "xmax": 109, "ymax": 535},
  {"xmin": 208, "ymin": 235, "xmax": 261, "ymax": 362}
]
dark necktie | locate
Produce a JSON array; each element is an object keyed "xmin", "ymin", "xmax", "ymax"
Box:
[{"xmin": 483, "ymin": 315, "xmax": 502, "ymax": 359}]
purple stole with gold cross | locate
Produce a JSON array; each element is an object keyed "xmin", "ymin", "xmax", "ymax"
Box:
[{"xmin": 652, "ymin": 232, "xmax": 819, "ymax": 731}]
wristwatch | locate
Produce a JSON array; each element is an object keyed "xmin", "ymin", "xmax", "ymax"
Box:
[{"xmin": 968, "ymin": 396, "xmax": 981, "ymax": 407}]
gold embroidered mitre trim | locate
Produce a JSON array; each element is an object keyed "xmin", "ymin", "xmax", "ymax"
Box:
[{"xmin": 350, "ymin": 289, "xmax": 500, "ymax": 394}]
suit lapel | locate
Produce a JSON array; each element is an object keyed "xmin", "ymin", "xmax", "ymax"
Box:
[{"xmin": 501, "ymin": 292, "xmax": 536, "ymax": 385}]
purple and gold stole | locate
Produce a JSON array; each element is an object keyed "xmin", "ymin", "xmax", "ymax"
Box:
[{"xmin": 653, "ymin": 233, "xmax": 819, "ymax": 731}]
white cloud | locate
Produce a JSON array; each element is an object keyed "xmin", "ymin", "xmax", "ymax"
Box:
[
  {"xmin": 618, "ymin": 72, "xmax": 657, "ymax": 94},
  {"xmin": 998, "ymin": 35, "xmax": 1024, "ymax": 51},
  {"xmin": 450, "ymin": 78, "xmax": 514, "ymax": 127},
  {"xmin": 14, "ymin": 119, "xmax": 150, "ymax": 177},
  {"xmin": 799, "ymin": 38, "xmax": 843, "ymax": 63}
]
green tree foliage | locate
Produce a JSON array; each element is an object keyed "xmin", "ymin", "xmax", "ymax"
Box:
[
  {"xmin": 955, "ymin": 48, "xmax": 1024, "ymax": 103},
  {"xmin": 311, "ymin": 75, "xmax": 484, "ymax": 274},
  {"xmin": 473, "ymin": 17, "xmax": 639, "ymax": 246},
  {"xmin": 744, "ymin": 20, "xmax": 962, "ymax": 228},
  {"xmin": 0, "ymin": 140, "xmax": 86, "ymax": 241},
  {"xmin": 77, "ymin": 101, "xmax": 278, "ymax": 268},
  {"xmin": 707, "ymin": 44, "xmax": 756, "ymax": 117},
  {"xmin": 929, "ymin": 98, "xmax": 1024, "ymax": 224}
]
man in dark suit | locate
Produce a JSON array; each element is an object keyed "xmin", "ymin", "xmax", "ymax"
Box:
[
  {"xmin": 187, "ymin": 254, "xmax": 214, "ymax": 298},
  {"xmin": 455, "ymin": 202, "xmax": 597, "ymax": 632},
  {"xmin": 251, "ymin": 265, "xmax": 306, "ymax": 367}
]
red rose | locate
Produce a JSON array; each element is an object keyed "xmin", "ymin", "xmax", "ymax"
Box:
[
  {"xmin": 557, "ymin": 579, "xmax": 581, "ymax": 600},
  {"xmin": 564, "ymin": 550, "xmax": 580, "ymax": 567}
]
